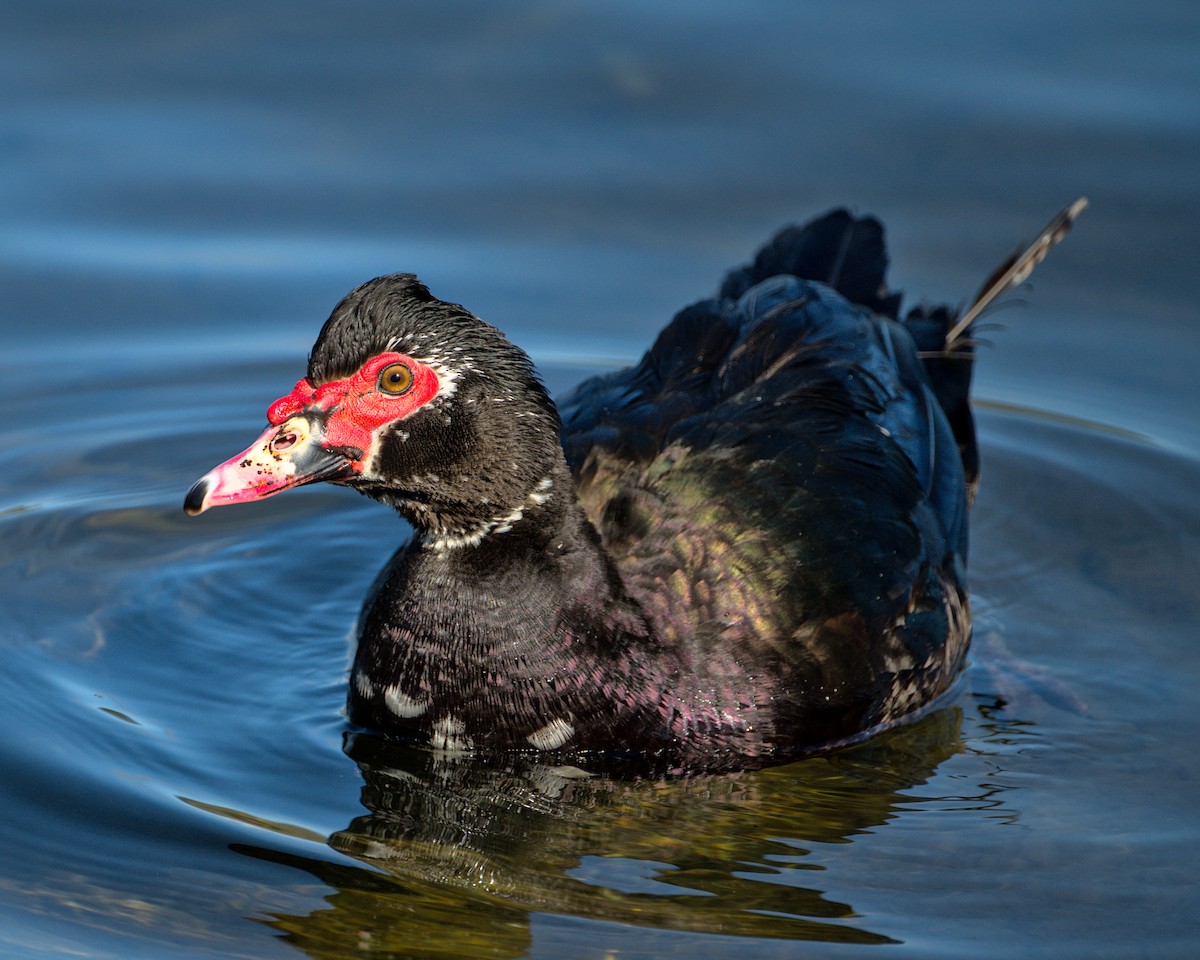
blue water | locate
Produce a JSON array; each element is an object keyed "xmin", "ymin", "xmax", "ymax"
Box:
[{"xmin": 2, "ymin": 2, "xmax": 1199, "ymax": 958}]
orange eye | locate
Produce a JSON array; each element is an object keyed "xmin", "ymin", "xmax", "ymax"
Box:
[{"xmin": 377, "ymin": 362, "xmax": 414, "ymax": 395}]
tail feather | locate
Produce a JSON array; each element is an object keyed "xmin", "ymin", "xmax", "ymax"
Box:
[
  {"xmin": 945, "ymin": 197, "xmax": 1088, "ymax": 348},
  {"xmin": 906, "ymin": 197, "xmax": 1087, "ymax": 504}
]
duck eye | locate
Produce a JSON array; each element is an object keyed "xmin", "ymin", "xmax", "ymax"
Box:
[{"xmin": 377, "ymin": 362, "xmax": 414, "ymax": 395}]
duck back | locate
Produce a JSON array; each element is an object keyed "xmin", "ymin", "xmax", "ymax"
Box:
[{"xmin": 560, "ymin": 211, "xmax": 973, "ymax": 750}]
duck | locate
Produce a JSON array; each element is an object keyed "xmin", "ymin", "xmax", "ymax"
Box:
[{"xmin": 185, "ymin": 201, "xmax": 1084, "ymax": 772}]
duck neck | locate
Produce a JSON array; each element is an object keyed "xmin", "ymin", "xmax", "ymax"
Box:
[
  {"xmin": 417, "ymin": 455, "xmax": 579, "ymax": 555},
  {"xmin": 411, "ymin": 458, "xmax": 655, "ymax": 653},
  {"xmin": 350, "ymin": 456, "xmax": 675, "ymax": 751}
]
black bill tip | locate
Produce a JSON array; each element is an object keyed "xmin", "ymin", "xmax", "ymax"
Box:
[{"xmin": 183, "ymin": 477, "xmax": 210, "ymax": 516}]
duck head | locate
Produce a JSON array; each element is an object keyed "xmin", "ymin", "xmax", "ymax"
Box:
[{"xmin": 185, "ymin": 275, "xmax": 564, "ymax": 544}]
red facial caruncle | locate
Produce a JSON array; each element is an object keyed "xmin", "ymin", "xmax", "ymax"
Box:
[
  {"xmin": 267, "ymin": 352, "xmax": 440, "ymax": 462},
  {"xmin": 183, "ymin": 351, "xmax": 441, "ymax": 516}
]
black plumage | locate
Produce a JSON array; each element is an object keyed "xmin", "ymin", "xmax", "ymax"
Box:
[
  {"xmin": 186, "ymin": 202, "xmax": 1084, "ymax": 772},
  {"xmin": 344, "ymin": 213, "xmax": 967, "ymax": 769}
]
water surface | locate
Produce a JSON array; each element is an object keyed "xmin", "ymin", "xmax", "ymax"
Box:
[{"xmin": 2, "ymin": 2, "xmax": 1198, "ymax": 958}]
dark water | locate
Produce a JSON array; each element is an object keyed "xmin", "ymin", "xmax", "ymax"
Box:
[{"xmin": 3, "ymin": 2, "xmax": 1199, "ymax": 958}]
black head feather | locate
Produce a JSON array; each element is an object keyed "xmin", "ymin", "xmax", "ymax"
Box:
[
  {"xmin": 308, "ymin": 275, "xmax": 549, "ymax": 404},
  {"xmin": 307, "ymin": 274, "xmax": 566, "ymax": 544}
]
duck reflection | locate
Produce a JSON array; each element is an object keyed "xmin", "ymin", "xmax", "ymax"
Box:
[{"xmin": 234, "ymin": 703, "xmax": 1007, "ymax": 958}]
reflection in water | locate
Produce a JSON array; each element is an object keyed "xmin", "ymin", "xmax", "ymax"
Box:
[{"xmin": 237, "ymin": 705, "xmax": 1008, "ymax": 958}]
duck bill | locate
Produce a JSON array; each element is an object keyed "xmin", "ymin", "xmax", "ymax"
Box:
[{"xmin": 184, "ymin": 415, "xmax": 356, "ymax": 516}]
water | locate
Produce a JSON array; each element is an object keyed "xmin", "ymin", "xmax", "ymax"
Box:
[{"xmin": 2, "ymin": 2, "xmax": 1198, "ymax": 958}]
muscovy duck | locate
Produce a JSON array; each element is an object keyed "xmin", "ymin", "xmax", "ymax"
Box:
[{"xmin": 185, "ymin": 202, "xmax": 1084, "ymax": 771}]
